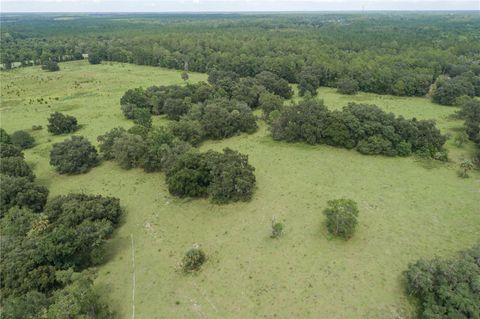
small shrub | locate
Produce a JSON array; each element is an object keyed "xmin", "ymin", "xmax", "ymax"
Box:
[
  {"xmin": 182, "ymin": 246, "xmax": 206, "ymax": 272},
  {"xmin": 433, "ymin": 150, "xmax": 449, "ymax": 162},
  {"xmin": 47, "ymin": 112, "xmax": 78, "ymax": 135},
  {"xmin": 270, "ymin": 216, "xmax": 284, "ymax": 239},
  {"xmin": 454, "ymin": 131, "xmax": 469, "ymax": 147},
  {"xmin": 458, "ymin": 159, "xmax": 474, "ymax": 178},
  {"xmin": 10, "ymin": 130, "xmax": 35, "ymax": 149},
  {"xmin": 323, "ymin": 199, "xmax": 359, "ymax": 239},
  {"xmin": 32, "ymin": 125, "xmax": 43, "ymax": 131}
]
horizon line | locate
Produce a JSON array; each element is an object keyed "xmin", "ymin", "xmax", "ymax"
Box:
[{"xmin": 1, "ymin": 9, "xmax": 479, "ymax": 13}]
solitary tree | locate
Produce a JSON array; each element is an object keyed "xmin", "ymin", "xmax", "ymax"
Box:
[
  {"xmin": 323, "ymin": 199, "xmax": 359, "ymax": 239},
  {"xmin": 47, "ymin": 112, "xmax": 78, "ymax": 135},
  {"xmin": 181, "ymin": 72, "xmax": 189, "ymax": 82},
  {"xmin": 50, "ymin": 136, "xmax": 99, "ymax": 174}
]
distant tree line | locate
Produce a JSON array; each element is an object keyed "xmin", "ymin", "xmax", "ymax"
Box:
[
  {"xmin": 1, "ymin": 13, "xmax": 479, "ymax": 102},
  {"xmin": 270, "ymin": 99, "xmax": 447, "ymax": 159}
]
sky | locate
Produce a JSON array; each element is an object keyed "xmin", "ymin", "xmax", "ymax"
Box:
[{"xmin": 1, "ymin": 0, "xmax": 479, "ymax": 12}]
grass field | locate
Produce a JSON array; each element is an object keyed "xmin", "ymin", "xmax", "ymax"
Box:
[{"xmin": 1, "ymin": 60, "xmax": 479, "ymax": 319}]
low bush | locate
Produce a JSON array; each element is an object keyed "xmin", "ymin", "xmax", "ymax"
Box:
[
  {"xmin": 182, "ymin": 246, "xmax": 206, "ymax": 272},
  {"xmin": 271, "ymin": 217, "xmax": 284, "ymax": 239}
]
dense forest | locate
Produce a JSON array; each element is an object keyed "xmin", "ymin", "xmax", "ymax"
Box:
[{"xmin": 1, "ymin": 13, "xmax": 480, "ymax": 102}]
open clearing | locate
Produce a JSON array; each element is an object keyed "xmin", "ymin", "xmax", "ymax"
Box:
[{"xmin": 1, "ymin": 60, "xmax": 479, "ymax": 318}]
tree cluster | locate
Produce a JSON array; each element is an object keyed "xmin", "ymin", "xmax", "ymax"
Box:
[
  {"xmin": 97, "ymin": 124, "xmax": 256, "ymax": 203},
  {"xmin": 405, "ymin": 243, "xmax": 480, "ymax": 319},
  {"xmin": 166, "ymin": 148, "xmax": 256, "ymax": 203},
  {"xmin": 0, "ymin": 193, "xmax": 121, "ymax": 318},
  {"xmin": 120, "ymin": 80, "xmax": 261, "ymax": 144},
  {"xmin": 1, "ymin": 127, "xmax": 121, "ymax": 318},
  {"xmin": 270, "ymin": 99, "xmax": 446, "ymax": 158},
  {"xmin": 98, "ymin": 126, "xmax": 188, "ymax": 172}
]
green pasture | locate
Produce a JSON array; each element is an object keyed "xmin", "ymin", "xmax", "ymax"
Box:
[{"xmin": 1, "ymin": 60, "xmax": 479, "ymax": 319}]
